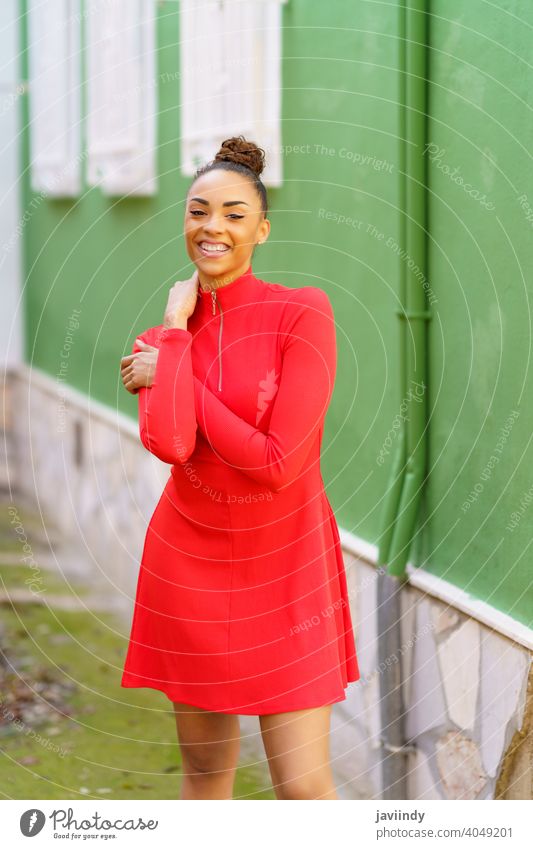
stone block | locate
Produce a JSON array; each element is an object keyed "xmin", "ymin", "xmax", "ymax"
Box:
[
  {"xmin": 437, "ymin": 618, "xmax": 480, "ymax": 731},
  {"xmin": 405, "ymin": 598, "xmax": 447, "ymax": 738},
  {"xmin": 407, "ymin": 747, "xmax": 444, "ymax": 800},
  {"xmin": 479, "ymin": 629, "xmax": 530, "ymax": 777},
  {"xmin": 436, "ymin": 731, "xmax": 487, "ymax": 799}
]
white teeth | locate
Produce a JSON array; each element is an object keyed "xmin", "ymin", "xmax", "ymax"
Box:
[{"xmin": 199, "ymin": 242, "xmax": 230, "ymax": 253}]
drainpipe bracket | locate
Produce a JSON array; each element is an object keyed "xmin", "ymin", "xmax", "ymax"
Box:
[
  {"xmin": 395, "ymin": 309, "xmax": 432, "ymax": 321},
  {"xmin": 379, "ymin": 736, "xmax": 417, "ymax": 755}
]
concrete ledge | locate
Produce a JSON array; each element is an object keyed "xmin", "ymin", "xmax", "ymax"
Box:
[{"xmin": 339, "ymin": 528, "xmax": 533, "ymax": 651}]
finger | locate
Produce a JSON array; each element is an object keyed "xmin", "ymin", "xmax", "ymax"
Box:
[
  {"xmin": 121, "ymin": 354, "xmax": 136, "ymax": 364},
  {"xmin": 122, "ymin": 360, "xmax": 137, "ymax": 376}
]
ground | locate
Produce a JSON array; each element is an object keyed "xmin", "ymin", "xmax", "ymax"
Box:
[{"xmin": 0, "ymin": 493, "xmax": 274, "ymax": 800}]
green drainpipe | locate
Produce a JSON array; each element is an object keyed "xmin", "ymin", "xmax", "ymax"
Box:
[
  {"xmin": 378, "ymin": 0, "xmax": 431, "ymax": 581},
  {"xmin": 376, "ymin": 0, "xmax": 431, "ymax": 799}
]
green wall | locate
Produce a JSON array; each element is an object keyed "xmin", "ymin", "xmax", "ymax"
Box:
[
  {"xmin": 424, "ymin": 0, "xmax": 533, "ymax": 625},
  {"xmin": 20, "ymin": 1, "xmax": 532, "ymax": 625},
  {"xmin": 278, "ymin": 1, "xmax": 401, "ymax": 543}
]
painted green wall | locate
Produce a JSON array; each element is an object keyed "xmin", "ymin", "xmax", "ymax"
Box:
[
  {"xmin": 20, "ymin": 1, "xmax": 532, "ymax": 624},
  {"xmin": 278, "ymin": 1, "xmax": 401, "ymax": 542},
  {"xmin": 424, "ymin": 0, "xmax": 533, "ymax": 625}
]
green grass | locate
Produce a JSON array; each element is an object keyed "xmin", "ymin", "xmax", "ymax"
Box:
[
  {"xmin": 0, "ymin": 584, "xmax": 274, "ymax": 800},
  {"xmin": 0, "ymin": 563, "xmax": 86, "ymax": 598},
  {"xmin": 0, "ymin": 499, "xmax": 273, "ymax": 800}
]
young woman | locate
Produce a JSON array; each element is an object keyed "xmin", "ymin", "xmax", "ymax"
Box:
[{"xmin": 120, "ymin": 135, "xmax": 360, "ymax": 800}]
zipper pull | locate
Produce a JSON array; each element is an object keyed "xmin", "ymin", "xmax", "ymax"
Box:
[{"xmin": 211, "ymin": 290, "xmax": 216, "ymax": 315}]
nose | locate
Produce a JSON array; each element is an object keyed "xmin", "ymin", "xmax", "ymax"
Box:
[{"xmin": 202, "ymin": 214, "xmax": 226, "ymax": 235}]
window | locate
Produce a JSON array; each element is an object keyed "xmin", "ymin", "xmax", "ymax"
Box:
[
  {"xmin": 27, "ymin": 0, "xmax": 81, "ymax": 196},
  {"xmin": 85, "ymin": 0, "xmax": 157, "ymax": 195},
  {"xmin": 179, "ymin": 0, "xmax": 287, "ymax": 187}
]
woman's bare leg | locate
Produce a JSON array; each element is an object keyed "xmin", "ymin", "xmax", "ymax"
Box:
[
  {"xmin": 259, "ymin": 704, "xmax": 337, "ymax": 799},
  {"xmin": 172, "ymin": 701, "xmax": 241, "ymax": 800}
]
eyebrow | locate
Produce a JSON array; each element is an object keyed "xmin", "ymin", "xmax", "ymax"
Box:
[{"xmin": 189, "ymin": 197, "xmax": 250, "ymax": 207}]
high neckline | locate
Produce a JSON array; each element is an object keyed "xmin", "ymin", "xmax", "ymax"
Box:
[{"xmin": 196, "ymin": 264, "xmax": 257, "ymax": 306}]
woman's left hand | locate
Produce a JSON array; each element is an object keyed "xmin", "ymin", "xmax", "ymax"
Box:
[{"xmin": 120, "ymin": 340, "xmax": 159, "ymax": 394}]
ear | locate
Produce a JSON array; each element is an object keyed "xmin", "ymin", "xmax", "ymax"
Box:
[{"xmin": 258, "ymin": 217, "xmax": 271, "ymax": 245}]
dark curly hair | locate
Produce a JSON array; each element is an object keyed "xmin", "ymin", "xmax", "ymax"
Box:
[{"xmin": 192, "ymin": 135, "xmax": 268, "ymax": 218}]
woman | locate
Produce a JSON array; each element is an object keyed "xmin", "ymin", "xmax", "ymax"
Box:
[{"xmin": 120, "ymin": 135, "xmax": 360, "ymax": 800}]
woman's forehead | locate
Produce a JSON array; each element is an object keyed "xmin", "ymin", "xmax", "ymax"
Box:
[{"xmin": 188, "ymin": 170, "xmax": 256, "ymax": 203}]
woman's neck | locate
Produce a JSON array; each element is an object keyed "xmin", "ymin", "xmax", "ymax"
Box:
[{"xmin": 197, "ymin": 262, "xmax": 251, "ymax": 293}]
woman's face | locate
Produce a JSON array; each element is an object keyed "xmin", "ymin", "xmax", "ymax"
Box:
[{"xmin": 184, "ymin": 169, "xmax": 270, "ymax": 285}]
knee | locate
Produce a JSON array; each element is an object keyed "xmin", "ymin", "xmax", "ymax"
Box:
[
  {"xmin": 181, "ymin": 741, "xmax": 239, "ymax": 778},
  {"xmin": 274, "ymin": 775, "xmax": 336, "ymax": 800}
]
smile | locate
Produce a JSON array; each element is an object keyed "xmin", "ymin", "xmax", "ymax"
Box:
[{"xmin": 197, "ymin": 241, "xmax": 231, "ymax": 256}]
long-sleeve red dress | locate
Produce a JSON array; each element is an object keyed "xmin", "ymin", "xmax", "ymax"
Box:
[{"xmin": 120, "ymin": 264, "xmax": 360, "ymax": 714}]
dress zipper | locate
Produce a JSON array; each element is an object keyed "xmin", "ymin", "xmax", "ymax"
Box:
[{"xmin": 211, "ymin": 290, "xmax": 224, "ymax": 391}]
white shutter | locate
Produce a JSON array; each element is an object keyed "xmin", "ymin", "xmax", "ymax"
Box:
[
  {"xmin": 179, "ymin": 0, "xmax": 225, "ymax": 173},
  {"xmin": 180, "ymin": 0, "xmax": 286, "ymax": 187},
  {"xmin": 86, "ymin": 0, "xmax": 157, "ymax": 196},
  {"xmin": 27, "ymin": 0, "xmax": 81, "ymax": 196}
]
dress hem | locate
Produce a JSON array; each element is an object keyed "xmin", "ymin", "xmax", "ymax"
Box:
[{"xmin": 120, "ymin": 671, "xmax": 360, "ymax": 716}]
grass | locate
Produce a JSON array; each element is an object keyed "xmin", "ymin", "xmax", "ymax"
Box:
[{"xmin": 0, "ymin": 572, "xmax": 274, "ymax": 800}]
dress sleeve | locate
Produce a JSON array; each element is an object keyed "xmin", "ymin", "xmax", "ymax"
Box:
[
  {"xmin": 134, "ymin": 326, "xmax": 197, "ymax": 465},
  {"xmin": 193, "ymin": 287, "xmax": 336, "ymax": 492}
]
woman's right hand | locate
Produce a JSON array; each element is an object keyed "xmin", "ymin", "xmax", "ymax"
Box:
[
  {"xmin": 120, "ymin": 341, "xmax": 159, "ymax": 394},
  {"xmin": 163, "ymin": 269, "xmax": 200, "ymax": 328}
]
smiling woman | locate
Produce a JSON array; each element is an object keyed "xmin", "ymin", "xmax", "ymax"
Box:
[
  {"xmin": 184, "ymin": 136, "xmax": 270, "ymax": 284},
  {"xmin": 120, "ymin": 135, "xmax": 360, "ymax": 800}
]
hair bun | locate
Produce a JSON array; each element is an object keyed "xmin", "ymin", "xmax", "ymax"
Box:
[{"xmin": 214, "ymin": 135, "xmax": 266, "ymax": 177}]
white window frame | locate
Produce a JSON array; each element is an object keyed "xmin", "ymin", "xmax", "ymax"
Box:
[
  {"xmin": 27, "ymin": 0, "xmax": 81, "ymax": 196},
  {"xmin": 179, "ymin": 0, "xmax": 287, "ymax": 187},
  {"xmin": 85, "ymin": 0, "xmax": 157, "ymax": 196}
]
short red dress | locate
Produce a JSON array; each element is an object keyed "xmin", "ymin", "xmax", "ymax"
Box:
[{"xmin": 121, "ymin": 264, "xmax": 360, "ymax": 714}]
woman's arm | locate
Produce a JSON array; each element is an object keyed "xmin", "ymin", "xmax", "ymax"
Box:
[
  {"xmin": 134, "ymin": 327, "xmax": 197, "ymax": 464},
  {"xmin": 194, "ymin": 287, "xmax": 336, "ymax": 492}
]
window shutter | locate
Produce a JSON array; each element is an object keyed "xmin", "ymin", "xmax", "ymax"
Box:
[
  {"xmin": 27, "ymin": 0, "xmax": 81, "ymax": 196},
  {"xmin": 180, "ymin": 0, "xmax": 286, "ymax": 187},
  {"xmin": 86, "ymin": 0, "xmax": 157, "ymax": 196}
]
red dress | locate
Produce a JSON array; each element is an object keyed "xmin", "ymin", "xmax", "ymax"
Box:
[{"xmin": 121, "ymin": 264, "xmax": 360, "ymax": 714}]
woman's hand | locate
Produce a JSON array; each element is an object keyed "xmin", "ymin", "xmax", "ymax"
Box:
[
  {"xmin": 164, "ymin": 269, "xmax": 200, "ymax": 328},
  {"xmin": 120, "ymin": 341, "xmax": 159, "ymax": 394}
]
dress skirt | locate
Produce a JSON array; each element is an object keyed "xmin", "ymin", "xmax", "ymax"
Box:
[{"xmin": 121, "ymin": 458, "xmax": 360, "ymax": 715}]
